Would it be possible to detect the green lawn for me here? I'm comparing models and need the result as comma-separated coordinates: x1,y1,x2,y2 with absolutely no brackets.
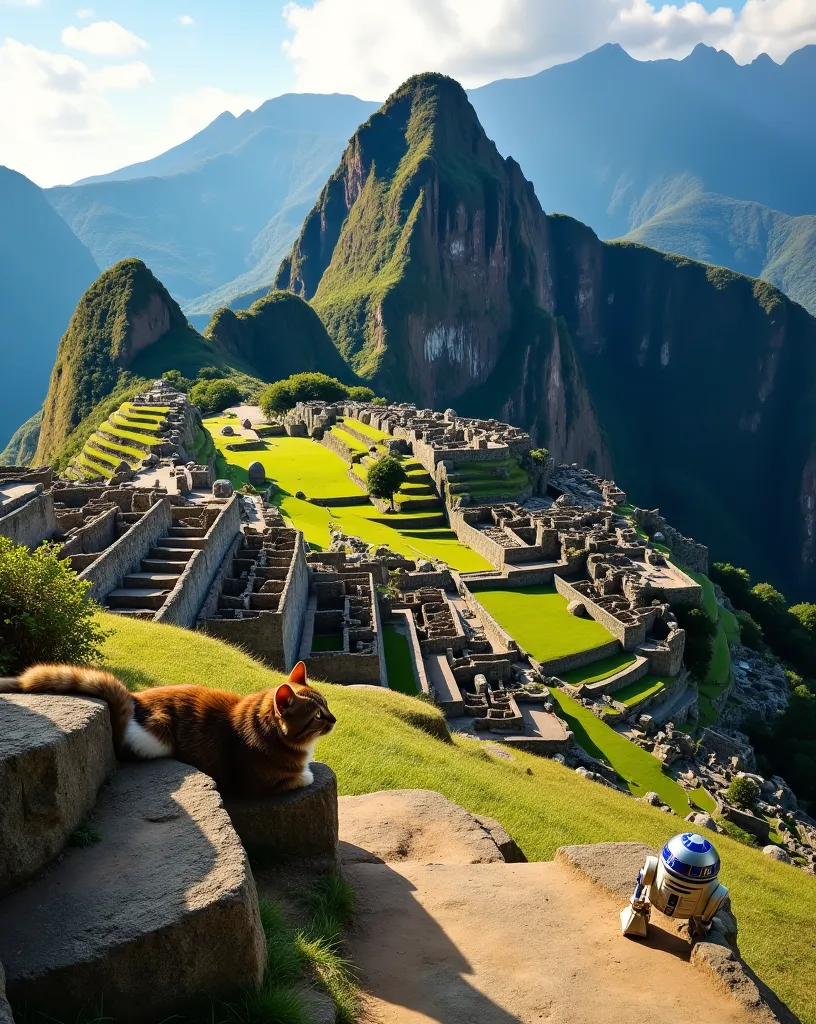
342,417,390,442
612,675,668,707
559,651,638,687
720,606,741,643
474,586,616,663
547,687,708,811
383,625,419,695
206,418,491,572
330,425,371,454
99,614,816,1024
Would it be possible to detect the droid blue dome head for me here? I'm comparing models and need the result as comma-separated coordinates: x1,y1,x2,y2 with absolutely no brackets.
661,832,721,880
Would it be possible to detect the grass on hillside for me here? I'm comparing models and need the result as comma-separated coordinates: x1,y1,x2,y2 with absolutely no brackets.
612,675,668,707
383,625,419,695
99,614,816,1024
474,586,615,663
558,651,638,687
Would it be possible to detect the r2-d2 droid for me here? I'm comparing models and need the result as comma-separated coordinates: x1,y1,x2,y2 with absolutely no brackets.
621,832,728,939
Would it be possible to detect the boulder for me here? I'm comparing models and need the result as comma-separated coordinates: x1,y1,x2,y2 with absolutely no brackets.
473,814,527,864
295,489,306,500
220,424,235,436
247,461,266,487
0,761,264,1024
567,600,587,618
0,694,114,895
242,418,252,430
212,478,233,498
339,789,517,865
640,791,662,806
224,762,338,863
684,812,721,833
762,845,792,863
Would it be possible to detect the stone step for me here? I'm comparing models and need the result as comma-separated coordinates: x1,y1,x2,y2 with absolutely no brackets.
141,558,188,573
106,588,171,610
156,536,206,550
168,525,206,537
0,694,114,895
121,511,143,524
148,546,194,562
0,761,265,1023
106,609,156,620
123,572,181,589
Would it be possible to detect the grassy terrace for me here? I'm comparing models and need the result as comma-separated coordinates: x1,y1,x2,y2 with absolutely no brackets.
205,418,491,572
612,675,668,707
73,402,170,480
558,651,638,687
100,614,816,1024
383,625,419,695
473,585,616,663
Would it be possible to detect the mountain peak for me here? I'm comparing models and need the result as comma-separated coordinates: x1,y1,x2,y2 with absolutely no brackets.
686,42,737,66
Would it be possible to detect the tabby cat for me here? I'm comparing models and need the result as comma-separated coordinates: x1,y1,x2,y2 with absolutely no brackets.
0,661,335,795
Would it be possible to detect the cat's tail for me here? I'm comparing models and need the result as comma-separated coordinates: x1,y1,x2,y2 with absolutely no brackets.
3,664,133,747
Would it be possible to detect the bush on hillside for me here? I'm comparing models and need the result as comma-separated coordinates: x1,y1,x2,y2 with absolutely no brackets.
259,373,384,418
161,369,190,392
196,365,223,381
673,604,716,680
367,456,407,510
371,397,387,406
189,378,241,415
529,448,550,464
726,776,759,810
735,609,764,650
0,537,110,675
789,603,816,633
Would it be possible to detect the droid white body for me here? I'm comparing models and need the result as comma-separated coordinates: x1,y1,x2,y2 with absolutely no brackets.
621,833,728,938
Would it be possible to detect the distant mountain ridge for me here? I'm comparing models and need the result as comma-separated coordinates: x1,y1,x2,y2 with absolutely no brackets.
275,72,816,600
0,166,99,451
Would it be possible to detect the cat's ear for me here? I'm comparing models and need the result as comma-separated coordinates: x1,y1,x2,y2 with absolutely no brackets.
274,682,296,713
288,661,307,687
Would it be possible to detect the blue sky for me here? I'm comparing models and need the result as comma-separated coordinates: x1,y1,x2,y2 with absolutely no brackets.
0,0,810,187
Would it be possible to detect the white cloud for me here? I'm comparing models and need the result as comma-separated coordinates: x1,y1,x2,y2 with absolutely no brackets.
61,20,148,57
177,14,195,26
76,7,95,18
169,86,262,138
0,38,154,184
282,0,816,97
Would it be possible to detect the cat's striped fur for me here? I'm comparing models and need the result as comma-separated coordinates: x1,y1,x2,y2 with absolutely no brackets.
0,661,335,795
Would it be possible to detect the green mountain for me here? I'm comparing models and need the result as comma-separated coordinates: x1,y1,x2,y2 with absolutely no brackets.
624,191,816,316
0,166,99,451
47,94,378,311
276,72,816,600
30,259,350,470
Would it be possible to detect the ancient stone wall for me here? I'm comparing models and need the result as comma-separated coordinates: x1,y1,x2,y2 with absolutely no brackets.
553,574,646,649
58,506,118,557
458,585,519,655
0,490,56,549
156,497,241,629
279,538,310,671
78,498,172,603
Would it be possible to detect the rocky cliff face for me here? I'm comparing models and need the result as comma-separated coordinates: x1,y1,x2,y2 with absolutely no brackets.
276,73,816,598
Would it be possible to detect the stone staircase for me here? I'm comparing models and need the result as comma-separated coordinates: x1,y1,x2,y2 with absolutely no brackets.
105,523,207,618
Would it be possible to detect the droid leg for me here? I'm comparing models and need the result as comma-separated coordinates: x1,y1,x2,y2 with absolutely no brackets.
688,882,729,939
620,856,658,938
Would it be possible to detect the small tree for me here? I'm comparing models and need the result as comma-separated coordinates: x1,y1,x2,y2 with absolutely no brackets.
367,456,407,510
674,604,716,680
529,448,549,464
189,378,241,415
259,373,349,418
347,386,376,402
0,537,110,675
161,369,190,392
789,603,816,633
735,609,764,650
196,365,223,381
726,776,759,810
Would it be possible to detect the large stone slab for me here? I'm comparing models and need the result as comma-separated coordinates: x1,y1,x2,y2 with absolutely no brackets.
224,761,338,862
339,789,519,865
0,760,265,1023
0,693,115,894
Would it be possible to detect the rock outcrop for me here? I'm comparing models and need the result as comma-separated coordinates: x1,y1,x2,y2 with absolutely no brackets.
0,693,114,893
0,760,265,1023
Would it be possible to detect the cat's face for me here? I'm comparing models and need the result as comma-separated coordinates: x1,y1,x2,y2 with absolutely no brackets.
273,662,336,745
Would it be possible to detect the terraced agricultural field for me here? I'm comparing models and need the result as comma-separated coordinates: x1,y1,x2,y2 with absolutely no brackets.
205,418,492,572
72,402,170,480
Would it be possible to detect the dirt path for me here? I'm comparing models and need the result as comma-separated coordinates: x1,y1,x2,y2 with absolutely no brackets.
344,859,759,1024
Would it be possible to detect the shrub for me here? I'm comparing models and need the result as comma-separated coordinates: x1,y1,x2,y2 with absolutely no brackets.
529,448,550,464
347,385,376,402
196,365,223,381
0,537,110,675
189,378,241,415
366,455,407,510
674,604,716,679
259,373,349,417
161,369,190,391
735,609,764,650
726,776,759,809
789,603,816,633
371,396,387,406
